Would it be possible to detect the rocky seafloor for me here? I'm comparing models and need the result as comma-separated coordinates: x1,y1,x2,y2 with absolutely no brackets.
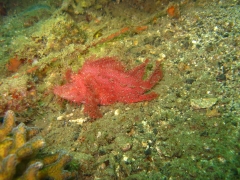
0,0,239,179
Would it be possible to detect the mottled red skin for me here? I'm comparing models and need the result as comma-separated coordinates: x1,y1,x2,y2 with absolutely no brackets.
54,57,163,119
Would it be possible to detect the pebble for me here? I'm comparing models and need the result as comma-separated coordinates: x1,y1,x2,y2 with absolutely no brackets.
114,136,132,152
57,115,64,121
68,118,87,125
190,98,218,109
114,109,120,116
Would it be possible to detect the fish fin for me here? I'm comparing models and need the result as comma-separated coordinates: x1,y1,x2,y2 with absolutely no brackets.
148,61,163,87
84,76,102,119
127,59,149,79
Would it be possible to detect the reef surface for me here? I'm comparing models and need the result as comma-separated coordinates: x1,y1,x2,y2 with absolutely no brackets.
0,0,239,179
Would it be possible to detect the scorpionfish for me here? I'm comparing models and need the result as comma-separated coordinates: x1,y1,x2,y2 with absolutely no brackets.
54,57,163,119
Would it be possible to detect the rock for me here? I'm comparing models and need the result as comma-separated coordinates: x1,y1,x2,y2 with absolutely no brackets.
190,98,218,109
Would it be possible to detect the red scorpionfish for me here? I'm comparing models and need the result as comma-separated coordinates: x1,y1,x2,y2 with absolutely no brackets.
54,57,163,119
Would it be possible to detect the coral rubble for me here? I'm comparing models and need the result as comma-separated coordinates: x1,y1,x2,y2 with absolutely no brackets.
0,110,78,180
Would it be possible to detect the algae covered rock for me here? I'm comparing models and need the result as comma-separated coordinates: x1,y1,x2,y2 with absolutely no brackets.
61,0,98,14
12,14,87,59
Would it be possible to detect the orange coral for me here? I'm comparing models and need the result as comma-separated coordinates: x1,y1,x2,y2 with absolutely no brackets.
6,56,22,72
167,5,180,18
0,110,78,180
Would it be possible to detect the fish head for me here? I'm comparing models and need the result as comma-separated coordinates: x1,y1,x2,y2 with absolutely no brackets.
54,78,87,104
